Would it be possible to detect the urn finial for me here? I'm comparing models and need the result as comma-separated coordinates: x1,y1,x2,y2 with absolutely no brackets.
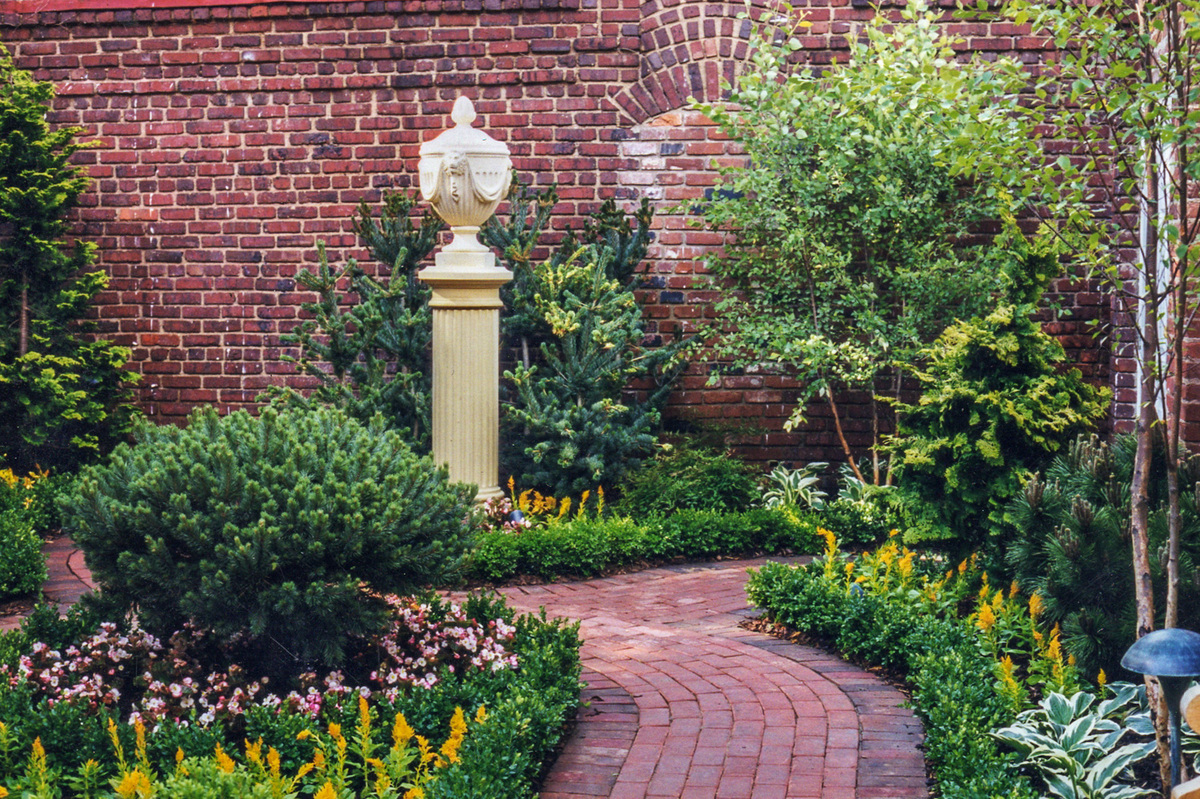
418,95,512,254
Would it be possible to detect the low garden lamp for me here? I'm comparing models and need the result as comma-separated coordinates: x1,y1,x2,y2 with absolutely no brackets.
1121,628,1200,788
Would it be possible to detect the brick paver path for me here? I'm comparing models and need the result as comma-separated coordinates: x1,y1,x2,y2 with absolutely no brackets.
499,558,928,799
11,544,928,797
0,534,95,632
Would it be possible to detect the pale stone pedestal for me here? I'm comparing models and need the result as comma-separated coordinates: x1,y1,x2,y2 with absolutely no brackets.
419,249,512,502
418,95,513,503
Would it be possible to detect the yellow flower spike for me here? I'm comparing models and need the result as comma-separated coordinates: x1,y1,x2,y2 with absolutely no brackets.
897,550,914,579
1029,592,1044,619
1098,668,1108,688
393,712,416,747
597,485,605,514
518,489,533,512
1009,580,1020,599
267,747,281,779
176,748,185,767
246,738,263,766
1068,652,1077,667
312,750,326,770
889,528,900,538
440,707,467,765
296,729,312,741
403,788,425,799
991,590,1004,610
507,475,515,496
976,602,996,632
0,786,8,798
475,705,488,724
558,497,571,519
314,782,338,799
214,744,236,774
957,558,969,575
416,735,435,765
116,770,144,799
295,762,315,780
32,736,44,761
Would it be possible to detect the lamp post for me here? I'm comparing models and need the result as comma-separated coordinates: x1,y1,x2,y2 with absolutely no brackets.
1121,628,1200,788
417,96,512,502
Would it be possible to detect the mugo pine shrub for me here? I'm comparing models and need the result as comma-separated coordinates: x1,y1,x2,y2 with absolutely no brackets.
59,406,476,679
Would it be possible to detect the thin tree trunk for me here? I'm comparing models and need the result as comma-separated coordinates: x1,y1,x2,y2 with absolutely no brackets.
827,386,865,484
18,276,29,357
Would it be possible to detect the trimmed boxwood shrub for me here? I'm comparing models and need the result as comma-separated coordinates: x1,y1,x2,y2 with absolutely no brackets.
0,509,45,599
747,561,1037,799
466,508,823,583
616,444,760,514
59,405,476,678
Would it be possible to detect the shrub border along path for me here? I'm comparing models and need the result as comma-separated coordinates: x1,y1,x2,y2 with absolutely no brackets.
13,544,927,798
496,557,928,798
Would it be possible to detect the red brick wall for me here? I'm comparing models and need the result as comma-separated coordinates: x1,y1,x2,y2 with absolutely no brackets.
0,0,1114,467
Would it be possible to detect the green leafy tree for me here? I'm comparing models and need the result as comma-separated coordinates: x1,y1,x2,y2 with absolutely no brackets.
0,51,137,471
889,235,1109,550
269,193,443,451
484,189,684,495
692,2,1015,485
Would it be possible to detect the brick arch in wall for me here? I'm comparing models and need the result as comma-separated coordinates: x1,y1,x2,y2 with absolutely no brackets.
604,0,765,126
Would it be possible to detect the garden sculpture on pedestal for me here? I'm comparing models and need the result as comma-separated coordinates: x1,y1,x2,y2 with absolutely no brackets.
418,95,513,501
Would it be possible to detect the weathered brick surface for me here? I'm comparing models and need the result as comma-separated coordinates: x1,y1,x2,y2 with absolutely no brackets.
0,0,1116,464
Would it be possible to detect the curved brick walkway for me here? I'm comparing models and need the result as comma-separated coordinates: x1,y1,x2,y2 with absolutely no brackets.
10,544,928,797
499,558,928,799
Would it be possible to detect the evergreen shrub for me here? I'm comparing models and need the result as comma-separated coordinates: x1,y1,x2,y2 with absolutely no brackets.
465,508,821,583
0,509,45,599
269,193,443,452
890,236,1109,551
1005,434,1200,679
0,52,138,473
59,405,476,678
486,190,684,496
616,444,759,515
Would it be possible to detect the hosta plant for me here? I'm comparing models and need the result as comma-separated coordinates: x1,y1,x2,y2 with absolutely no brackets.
992,684,1156,799
762,462,828,511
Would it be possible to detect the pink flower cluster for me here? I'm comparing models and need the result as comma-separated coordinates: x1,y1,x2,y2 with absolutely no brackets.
6,599,519,727
369,598,518,699
4,622,273,727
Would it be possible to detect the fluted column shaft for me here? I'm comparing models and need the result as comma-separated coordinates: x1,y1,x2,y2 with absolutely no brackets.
419,249,512,502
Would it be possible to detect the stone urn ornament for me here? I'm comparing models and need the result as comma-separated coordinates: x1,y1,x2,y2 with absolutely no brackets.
418,96,512,255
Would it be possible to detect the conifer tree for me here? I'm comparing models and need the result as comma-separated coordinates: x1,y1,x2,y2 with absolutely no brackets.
484,191,684,495
271,193,443,451
0,52,136,471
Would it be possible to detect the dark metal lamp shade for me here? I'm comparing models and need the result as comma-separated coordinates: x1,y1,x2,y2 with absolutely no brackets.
1121,628,1200,789
1121,628,1200,677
